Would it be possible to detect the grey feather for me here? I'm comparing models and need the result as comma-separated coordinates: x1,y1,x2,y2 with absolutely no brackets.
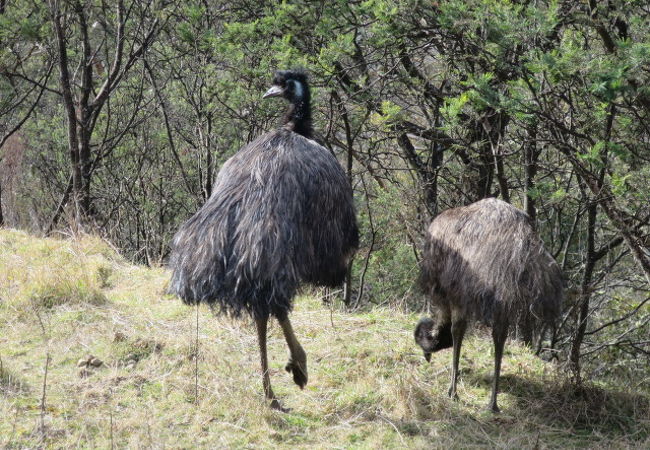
415,198,564,411
418,197,563,327
168,117,358,320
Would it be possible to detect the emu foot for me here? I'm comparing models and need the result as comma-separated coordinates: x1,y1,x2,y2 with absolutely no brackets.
285,358,308,389
270,398,290,413
487,402,500,413
448,386,459,400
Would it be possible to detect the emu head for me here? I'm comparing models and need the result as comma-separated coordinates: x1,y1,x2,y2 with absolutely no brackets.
263,69,313,138
263,70,309,103
414,317,453,362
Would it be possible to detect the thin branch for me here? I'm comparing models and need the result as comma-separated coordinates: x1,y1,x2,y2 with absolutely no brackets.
0,64,53,150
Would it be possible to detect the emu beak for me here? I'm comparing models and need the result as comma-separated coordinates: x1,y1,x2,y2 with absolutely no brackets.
263,85,283,99
424,351,431,363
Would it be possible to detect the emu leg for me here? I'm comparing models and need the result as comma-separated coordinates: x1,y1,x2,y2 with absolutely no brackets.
448,319,467,400
520,309,533,347
488,320,509,413
255,316,285,411
278,316,308,389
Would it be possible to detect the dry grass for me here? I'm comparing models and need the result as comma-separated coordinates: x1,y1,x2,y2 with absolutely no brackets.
1,229,648,448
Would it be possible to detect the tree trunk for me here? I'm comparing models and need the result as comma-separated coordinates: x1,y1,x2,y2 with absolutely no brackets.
569,195,597,384
487,112,510,203
0,179,4,226
78,127,93,218
340,95,355,308
396,133,439,213
51,5,83,225
523,124,539,224
200,114,214,200
77,0,94,219
520,124,540,345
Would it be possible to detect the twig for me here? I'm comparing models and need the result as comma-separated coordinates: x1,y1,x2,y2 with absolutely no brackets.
109,385,114,450
34,308,50,438
329,297,336,330
377,412,406,446
353,173,377,309
195,302,199,404
8,406,20,447
0,63,54,150
39,353,51,437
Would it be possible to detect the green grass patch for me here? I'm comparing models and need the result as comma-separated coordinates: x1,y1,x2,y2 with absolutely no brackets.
0,230,113,312
0,229,648,448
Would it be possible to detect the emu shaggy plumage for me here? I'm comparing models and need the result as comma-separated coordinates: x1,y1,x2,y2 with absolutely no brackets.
414,198,563,412
169,129,357,319
169,70,358,411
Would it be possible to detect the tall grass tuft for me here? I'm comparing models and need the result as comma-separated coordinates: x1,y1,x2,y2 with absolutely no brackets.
0,229,118,313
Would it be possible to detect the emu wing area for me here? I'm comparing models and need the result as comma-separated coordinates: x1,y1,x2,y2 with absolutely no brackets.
169,130,358,319
419,198,563,325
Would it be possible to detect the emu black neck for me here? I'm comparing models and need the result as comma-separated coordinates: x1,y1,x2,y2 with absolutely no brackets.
282,89,313,139
433,321,453,351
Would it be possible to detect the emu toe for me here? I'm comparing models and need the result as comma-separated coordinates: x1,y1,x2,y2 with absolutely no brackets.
448,386,459,400
270,398,291,413
285,358,308,389
488,402,500,413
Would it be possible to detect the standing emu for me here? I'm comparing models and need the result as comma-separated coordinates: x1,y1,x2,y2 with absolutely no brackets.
414,198,563,412
169,70,358,411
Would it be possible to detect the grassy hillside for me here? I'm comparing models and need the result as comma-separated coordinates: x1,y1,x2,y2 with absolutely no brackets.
1,229,648,448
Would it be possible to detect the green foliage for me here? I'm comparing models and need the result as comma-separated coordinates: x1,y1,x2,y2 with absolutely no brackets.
353,181,421,306
2,1,649,425
370,100,403,128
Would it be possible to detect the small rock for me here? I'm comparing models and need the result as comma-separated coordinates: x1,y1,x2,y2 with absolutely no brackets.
89,358,103,367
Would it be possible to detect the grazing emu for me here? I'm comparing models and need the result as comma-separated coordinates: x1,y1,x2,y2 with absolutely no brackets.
169,70,358,411
414,198,563,412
